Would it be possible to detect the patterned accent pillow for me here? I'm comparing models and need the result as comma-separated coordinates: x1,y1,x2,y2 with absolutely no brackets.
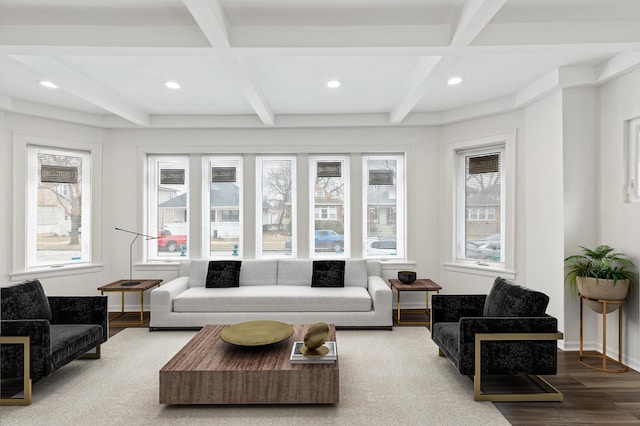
311,260,346,288
205,261,242,288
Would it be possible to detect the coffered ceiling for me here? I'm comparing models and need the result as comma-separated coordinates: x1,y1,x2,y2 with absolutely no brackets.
0,0,639,128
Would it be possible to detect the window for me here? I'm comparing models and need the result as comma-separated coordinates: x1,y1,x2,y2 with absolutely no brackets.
256,156,296,257
457,147,504,263
363,155,405,259
147,156,189,259
205,156,242,258
629,117,640,203
26,145,92,268
310,156,349,257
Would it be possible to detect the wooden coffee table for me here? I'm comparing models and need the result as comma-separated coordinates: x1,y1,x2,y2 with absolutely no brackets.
159,324,339,405
389,278,442,326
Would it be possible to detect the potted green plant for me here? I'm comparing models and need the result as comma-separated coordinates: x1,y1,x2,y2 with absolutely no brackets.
564,245,636,313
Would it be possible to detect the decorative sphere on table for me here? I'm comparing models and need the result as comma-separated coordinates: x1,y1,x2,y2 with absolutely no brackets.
301,322,330,356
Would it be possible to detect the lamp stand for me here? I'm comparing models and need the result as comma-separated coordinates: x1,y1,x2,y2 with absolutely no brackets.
115,227,157,286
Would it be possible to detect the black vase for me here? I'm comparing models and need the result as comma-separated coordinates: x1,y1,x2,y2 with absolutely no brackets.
398,271,416,284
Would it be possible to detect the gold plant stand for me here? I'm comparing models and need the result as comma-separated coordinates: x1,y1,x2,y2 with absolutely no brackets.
578,294,627,373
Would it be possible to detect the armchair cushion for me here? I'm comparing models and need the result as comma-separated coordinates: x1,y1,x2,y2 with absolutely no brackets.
482,277,549,317
1,280,52,322
50,324,104,371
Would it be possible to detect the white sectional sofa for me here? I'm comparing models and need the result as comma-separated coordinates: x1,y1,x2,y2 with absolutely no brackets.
150,259,392,329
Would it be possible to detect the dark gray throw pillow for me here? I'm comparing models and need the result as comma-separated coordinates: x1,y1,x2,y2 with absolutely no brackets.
311,260,346,288
483,277,549,317
0,279,52,321
205,261,242,288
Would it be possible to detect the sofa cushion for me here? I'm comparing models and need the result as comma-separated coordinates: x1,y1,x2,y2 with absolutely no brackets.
188,260,210,288
0,279,52,321
483,277,550,317
205,261,242,288
311,260,345,288
277,260,313,286
49,324,103,371
345,259,368,288
239,260,277,286
173,286,372,312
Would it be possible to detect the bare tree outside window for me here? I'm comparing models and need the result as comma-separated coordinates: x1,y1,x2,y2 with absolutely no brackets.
29,145,91,267
259,157,295,256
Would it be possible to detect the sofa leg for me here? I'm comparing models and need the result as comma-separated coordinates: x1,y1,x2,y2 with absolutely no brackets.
80,345,101,359
0,336,32,406
438,348,445,357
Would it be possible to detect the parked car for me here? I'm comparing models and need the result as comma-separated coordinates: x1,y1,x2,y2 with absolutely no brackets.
314,230,344,251
157,229,187,252
367,239,397,256
466,241,501,261
285,230,345,251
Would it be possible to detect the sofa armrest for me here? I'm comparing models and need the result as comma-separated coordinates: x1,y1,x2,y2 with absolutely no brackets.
150,276,189,313
431,294,486,325
367,276,392,313
1,319,52,381
49,296,109,342
457,316,559,375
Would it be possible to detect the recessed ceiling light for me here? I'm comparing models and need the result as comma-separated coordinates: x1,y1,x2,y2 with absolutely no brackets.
327,80,341,89
163,81,181,90
447,76,463,86
38,80,59,89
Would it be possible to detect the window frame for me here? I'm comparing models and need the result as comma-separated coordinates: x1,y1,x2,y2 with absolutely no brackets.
362,154,406,260
309,155,350,259
146,155,190,261
628,117,640,203
445,132,516,277
255,155,297,258
202,155,243,259
11,133,103,280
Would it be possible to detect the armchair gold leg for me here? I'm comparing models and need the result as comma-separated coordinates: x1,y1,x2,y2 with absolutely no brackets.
80,345,101,359
0,336,32,406
473,332,564,402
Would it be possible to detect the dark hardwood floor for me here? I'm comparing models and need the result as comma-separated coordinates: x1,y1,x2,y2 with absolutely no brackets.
393,309,640,425
107,312,640,424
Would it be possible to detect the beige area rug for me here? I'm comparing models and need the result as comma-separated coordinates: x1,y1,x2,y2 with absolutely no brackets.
1,327,509,426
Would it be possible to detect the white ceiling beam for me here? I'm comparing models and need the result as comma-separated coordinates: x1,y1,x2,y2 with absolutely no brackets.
231,25,450,48
597,51,640,83
389,56,447,124
182,0,230,48
451,0,508,48
10,56,150,126
0,25,208,48
0,93,13,110
228,57,274,126
514,66,596,107
390,0,507,124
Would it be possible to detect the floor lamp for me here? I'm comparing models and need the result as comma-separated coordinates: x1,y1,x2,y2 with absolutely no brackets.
115,227,157,286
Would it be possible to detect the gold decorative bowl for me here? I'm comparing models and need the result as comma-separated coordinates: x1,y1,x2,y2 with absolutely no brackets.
220,320,294,347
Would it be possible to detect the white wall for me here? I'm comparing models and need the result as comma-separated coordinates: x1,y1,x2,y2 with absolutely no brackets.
598,68,640,369
561,87,600,350
522,91,566,332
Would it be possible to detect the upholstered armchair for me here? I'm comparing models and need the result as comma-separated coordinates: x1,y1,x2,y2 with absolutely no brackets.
0,279,108,405
431,277,563,402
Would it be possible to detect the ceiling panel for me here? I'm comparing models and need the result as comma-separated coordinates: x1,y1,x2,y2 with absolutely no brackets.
253,56,439,115
58,56,256,115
